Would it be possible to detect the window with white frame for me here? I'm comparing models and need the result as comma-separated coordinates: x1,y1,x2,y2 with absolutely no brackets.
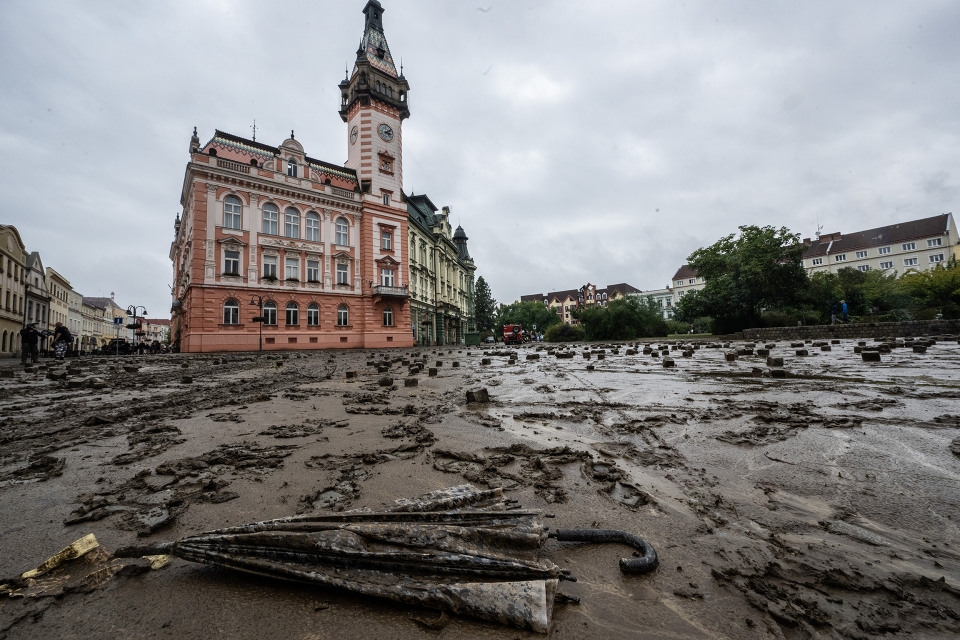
307,260,320,282
307,303,319,326
878,246,891,255
284,208,300,239
262,302,277,325
678,291,685,297
285,302,298,325
835,254,846,262
880,261,894,269
337,304,349,326
904,257,918,266
285,257,299,280
928,238,943,247
305,212,320,241
223,299,239,325
812,258,823,266
263,204,279,235
858,265,870,272
287,159,297,177
335,218,349,245
381,230,392,250
262,255,278,279
336,262,349,285
224,195,242,230
688,279,695,284
902,242,916,251
856,250,868,259
224,250,240,275
383,306,393,326
930,253,944,263
380,268,395,287
382,193,391,205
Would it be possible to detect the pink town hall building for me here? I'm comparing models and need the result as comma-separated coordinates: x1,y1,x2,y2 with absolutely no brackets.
169,1,414,352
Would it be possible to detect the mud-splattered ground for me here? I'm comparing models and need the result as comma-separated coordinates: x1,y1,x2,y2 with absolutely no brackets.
1,337,959,639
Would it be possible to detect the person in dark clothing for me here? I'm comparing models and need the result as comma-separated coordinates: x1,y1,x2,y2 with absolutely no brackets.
19,324,40,365
830,302,837,325
52,322,72,361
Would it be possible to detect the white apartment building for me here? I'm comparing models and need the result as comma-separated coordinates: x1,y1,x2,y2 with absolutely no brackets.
803,213,958,276
672,265,705,305
640,287,676,319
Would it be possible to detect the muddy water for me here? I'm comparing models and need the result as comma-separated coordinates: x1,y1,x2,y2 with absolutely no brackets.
1,340,959,639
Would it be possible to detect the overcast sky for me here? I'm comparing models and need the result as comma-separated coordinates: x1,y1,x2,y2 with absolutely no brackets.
2,1,958,314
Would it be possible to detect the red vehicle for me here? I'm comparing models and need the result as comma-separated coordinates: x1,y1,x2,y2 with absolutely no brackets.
502,324,524,345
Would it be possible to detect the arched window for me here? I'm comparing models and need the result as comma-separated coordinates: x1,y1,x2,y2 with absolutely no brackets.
284,208,300,239
376,80,381,92
335,218,349,245
305,212,320,241
223,299,239,325
383,306,393,326
287,159,297,177
307,303,319,326
337,304,349,326
2,331,6,352
263,203,279,235
223,195,242,230
285,302,299,326
262,302,277,325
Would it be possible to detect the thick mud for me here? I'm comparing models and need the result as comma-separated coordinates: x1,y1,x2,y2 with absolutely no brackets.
1,338,959,639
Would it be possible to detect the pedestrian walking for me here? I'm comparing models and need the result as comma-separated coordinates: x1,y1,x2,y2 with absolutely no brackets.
830,302,837,325
52,322,72,361
840,300,849,324
19,324,40,365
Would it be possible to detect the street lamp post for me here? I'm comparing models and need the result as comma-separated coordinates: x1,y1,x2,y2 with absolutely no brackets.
250,295,264,352
126,305,147,353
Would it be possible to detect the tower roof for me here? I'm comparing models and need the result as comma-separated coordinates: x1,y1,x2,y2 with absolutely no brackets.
356,0,398,78
453,225,467,240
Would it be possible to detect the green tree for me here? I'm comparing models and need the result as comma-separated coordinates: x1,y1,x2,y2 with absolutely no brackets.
578,297,668,340
496,301,562,336
898,258,960,318
473,276,497,333
675,225,809,333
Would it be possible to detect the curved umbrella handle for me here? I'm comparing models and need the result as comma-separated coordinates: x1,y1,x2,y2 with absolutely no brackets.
548,529,658,574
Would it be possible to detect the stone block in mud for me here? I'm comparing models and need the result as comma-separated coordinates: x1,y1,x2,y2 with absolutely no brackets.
586,364,595,371
858,341,867,346
795,349,809,356
123,366,139,373
346,371,356,379
682,350,694,357
378,377,394,387
790,342,804,348
862,351,881,362
765,343,776,349
526,354,540,360
452,362,460,367
878,345,891,354
642,348,652,354
366,361,374,366
404,378,418,387
820,345,832,351
831,339,841,344
597,354,605,360
466,388,490,403
750,367,764,377
428,368,438,377
913,345,927,353
724,352,738,362
766,356,783,367
625,349,637,355
435,361,443,367
67,378,86,389
769,368,787,378
90,378,107,390
662,358,676,368
0,370,14,378
756,348,769,356
181,376,193,384
481,358,491,365
583,352,591,359
556,352,574,359
854,346,863,353
180,363,189,369
377,366,390,374
47,370,67,380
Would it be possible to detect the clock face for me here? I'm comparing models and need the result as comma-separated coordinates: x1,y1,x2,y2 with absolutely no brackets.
350,126,358,144
377,123,394,142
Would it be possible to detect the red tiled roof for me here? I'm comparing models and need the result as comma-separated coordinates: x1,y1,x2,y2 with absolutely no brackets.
803,214,952,258
672,264,698,280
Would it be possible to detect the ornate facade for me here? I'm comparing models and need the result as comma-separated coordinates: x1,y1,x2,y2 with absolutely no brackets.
407,195,476,345
169,1,415,352
0,225,27,357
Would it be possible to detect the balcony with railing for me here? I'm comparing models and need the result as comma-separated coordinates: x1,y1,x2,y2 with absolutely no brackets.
373,285,409,298
330,186,355,200
216,158,251,174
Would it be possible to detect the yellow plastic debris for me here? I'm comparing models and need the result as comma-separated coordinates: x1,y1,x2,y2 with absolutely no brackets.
21,534,99,579
145,555,170,570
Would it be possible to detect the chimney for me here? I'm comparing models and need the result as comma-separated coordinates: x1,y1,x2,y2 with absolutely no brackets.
111,292,115,300
803,238,811,246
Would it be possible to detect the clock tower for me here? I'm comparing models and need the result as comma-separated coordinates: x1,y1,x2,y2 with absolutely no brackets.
340,0,409,206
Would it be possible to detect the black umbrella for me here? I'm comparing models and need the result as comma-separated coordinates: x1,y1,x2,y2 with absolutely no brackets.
117,485,657,632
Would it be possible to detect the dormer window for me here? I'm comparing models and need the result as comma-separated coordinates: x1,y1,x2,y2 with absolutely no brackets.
287,159,297,177
376,47,385,59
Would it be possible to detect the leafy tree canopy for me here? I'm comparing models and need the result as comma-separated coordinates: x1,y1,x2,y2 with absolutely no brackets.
496,301,562,334
578,296,668,340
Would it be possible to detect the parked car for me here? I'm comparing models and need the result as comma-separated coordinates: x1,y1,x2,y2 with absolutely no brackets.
484,336,495,343
105,338,133,355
